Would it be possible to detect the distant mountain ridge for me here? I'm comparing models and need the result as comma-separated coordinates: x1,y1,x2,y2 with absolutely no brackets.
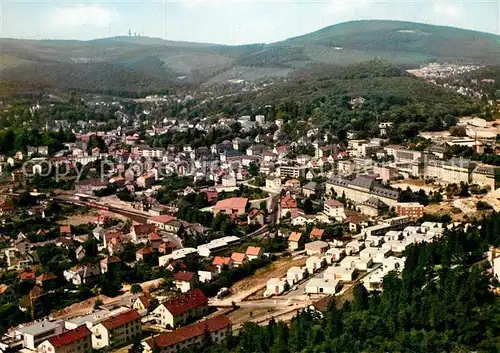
1,20,499,92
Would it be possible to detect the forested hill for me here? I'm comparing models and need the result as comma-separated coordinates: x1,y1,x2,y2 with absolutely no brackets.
206,61,482,141
195,213,500,353
0,20,499,91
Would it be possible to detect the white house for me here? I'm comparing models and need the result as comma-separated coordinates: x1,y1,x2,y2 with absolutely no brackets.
286,266,308,285
359,246,391,263
265,278,288,297
340,256,373,271
345,240,365,255
324,199,345,220
324,248,345,264
324,265,356,282
306,256,325,274
305,278,341,295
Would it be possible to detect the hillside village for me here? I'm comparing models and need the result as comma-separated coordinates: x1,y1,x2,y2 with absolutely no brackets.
1,93,500,353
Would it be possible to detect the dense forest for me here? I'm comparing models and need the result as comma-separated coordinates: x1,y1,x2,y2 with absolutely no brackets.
196,213,500,353
199,61,482,141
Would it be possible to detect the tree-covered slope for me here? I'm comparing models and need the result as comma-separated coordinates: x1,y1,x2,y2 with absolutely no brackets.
0,20,499,90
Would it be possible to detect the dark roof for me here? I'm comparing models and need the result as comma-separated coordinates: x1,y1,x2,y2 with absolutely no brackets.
372,186,399,200
328,177,349,187
147,316,231,349
349,175,375,189
163,289,207,316
133,224,156,235
174,271,195,282
303,181,318,191
363,197,389,209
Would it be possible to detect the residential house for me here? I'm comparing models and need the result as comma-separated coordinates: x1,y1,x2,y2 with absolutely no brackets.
247,209,265,226
63,264,100,286
310,228,325,240
324,199,345,220
306,256,325,273
213,197,248,216
325,248,345,264
36,272,58,289
288,232,304,251
15,320,65,350
324,266,356,282
100,256,121,274
131,224,156,244
286,267,308,285
245,246,263,261
136,247,155,262
37,326,91,353
265,278,288,296
212,256,234,273
132,292,154,312
147,215,177,230
280,195,298,218
152,289,208,328
305,241,329,256
173,271,197,293
198,265,218,283
230,252,248,267
340,256,373,271
143,316,231,353
306,278,341,295
302,182,320,198
92,310,141,349
60,225,72,236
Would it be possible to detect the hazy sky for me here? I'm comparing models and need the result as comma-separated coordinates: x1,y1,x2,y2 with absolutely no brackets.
1,0,499,44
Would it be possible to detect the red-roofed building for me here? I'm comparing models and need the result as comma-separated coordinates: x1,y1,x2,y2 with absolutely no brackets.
144,316,231,353
136,247,155,262
310,228,325,240
230,252,248,267
132,291,154,312
201,187,218,204
36,272,57,288
280,195,298,217
173,271,197,293
92,310,141,349
213,197,248,216
212,256,234,272
100,256,121,274
246,246,263,261
149,232,162,249
152,289,208,328
131,224,156,244
38,326,91,353
158,242,174,255
19,267,36,281
59,225,71,235
247,209,265,226
288,232,305,251
147,215,177,230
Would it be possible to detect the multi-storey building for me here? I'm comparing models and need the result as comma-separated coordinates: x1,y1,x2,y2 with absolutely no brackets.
37,326,92,353
152,289,208,328
91,310,141,349
143,316,232,353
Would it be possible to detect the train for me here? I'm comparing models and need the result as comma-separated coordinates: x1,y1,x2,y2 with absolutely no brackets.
85,202,110,211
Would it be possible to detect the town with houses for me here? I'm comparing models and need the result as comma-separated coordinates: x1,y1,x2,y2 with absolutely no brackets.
0,98,499,353
0,71,499,353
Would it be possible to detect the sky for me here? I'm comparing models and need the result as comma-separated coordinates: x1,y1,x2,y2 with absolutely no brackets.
0,0,499,44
